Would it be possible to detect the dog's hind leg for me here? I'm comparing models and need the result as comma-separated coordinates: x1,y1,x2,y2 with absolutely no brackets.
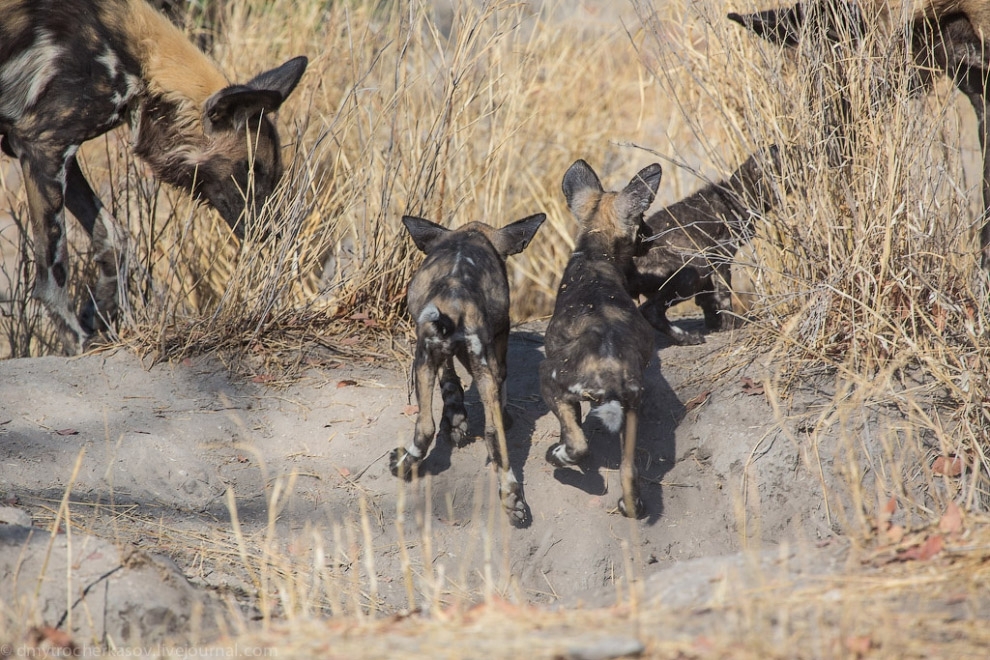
391,345,439,479
437,357,468,447
541,367,589,467
476,367,527,525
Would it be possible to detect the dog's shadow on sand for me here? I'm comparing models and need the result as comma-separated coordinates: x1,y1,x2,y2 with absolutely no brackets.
414,329,545,526
512,326,683,526
417,325,684,526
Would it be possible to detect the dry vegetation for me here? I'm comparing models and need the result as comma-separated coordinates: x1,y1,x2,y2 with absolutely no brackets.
2,0,990,656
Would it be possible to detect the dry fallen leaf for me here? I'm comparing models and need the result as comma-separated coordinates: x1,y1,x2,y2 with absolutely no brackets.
402,405,419,417
898,533,944,562
932,455,964,477
878,495,897,533
337,379,358,388
844,635,873,656
28,626,76,651
684,390,711,412
939,501,963,535
55,428,78,436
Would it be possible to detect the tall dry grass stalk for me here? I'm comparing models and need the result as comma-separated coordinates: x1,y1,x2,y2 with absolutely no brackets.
0,0,681,360
634,0,989,513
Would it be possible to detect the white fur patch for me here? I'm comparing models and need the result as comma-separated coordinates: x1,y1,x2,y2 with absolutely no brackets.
466,333,482,356
550,443,574,465
417,303,440,326
0,32,62,120
569,383,606,398
98,47,120,82
405,443,422,459
592,401,623,433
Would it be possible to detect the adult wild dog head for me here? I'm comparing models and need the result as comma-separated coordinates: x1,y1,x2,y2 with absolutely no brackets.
540,160,662,518
0,0,307,354
390,213,546,526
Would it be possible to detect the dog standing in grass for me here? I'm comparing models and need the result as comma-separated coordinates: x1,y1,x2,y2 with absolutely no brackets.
0,0,308,355
630,145,781,345
540,160,662,518
390,213,546,526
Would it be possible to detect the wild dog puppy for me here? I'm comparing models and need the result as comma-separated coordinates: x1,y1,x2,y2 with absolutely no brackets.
390,213,546,525
540,160,662,519
630,146,782,345
0,0,307,354
729,2,990,274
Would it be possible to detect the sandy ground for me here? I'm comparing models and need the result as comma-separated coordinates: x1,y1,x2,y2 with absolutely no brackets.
0,318,852,639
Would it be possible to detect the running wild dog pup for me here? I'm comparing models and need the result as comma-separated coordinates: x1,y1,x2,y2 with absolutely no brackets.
630,145,782,345
390,213,546,525
0,0,307,354
541,160,662,518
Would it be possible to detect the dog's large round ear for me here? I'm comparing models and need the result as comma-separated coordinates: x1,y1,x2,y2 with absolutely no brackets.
402,215,448,253
492,213,546,256
203,56,308,133
728,7,804,47
619,163,662,220
204,86,283,133
246,56,309,101
562,159,604,214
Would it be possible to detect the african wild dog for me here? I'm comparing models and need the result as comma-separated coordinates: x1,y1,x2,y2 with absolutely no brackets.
390,213,546,526
630,145,782,345
729,2,990,275
540,160,662,519
0,0,307,354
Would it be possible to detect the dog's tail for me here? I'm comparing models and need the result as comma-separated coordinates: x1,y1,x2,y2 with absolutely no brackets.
591,398,624,433
417,302,458,339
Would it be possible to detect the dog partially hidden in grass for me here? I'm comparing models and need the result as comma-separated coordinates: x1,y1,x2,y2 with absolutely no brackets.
630,145,782,345
390,213,545,526
540,159,662,518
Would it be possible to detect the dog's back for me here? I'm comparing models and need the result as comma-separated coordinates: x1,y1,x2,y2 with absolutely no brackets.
408,224,511,354
540,159,662,518
545,238,654,419
630,147,780,344
392,213,545,526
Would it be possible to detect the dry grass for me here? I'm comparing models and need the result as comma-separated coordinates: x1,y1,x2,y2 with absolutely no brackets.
1,0,681,360
2,0,990,655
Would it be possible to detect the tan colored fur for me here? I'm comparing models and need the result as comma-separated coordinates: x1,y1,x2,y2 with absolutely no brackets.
116,0,228,104
870,0,990,38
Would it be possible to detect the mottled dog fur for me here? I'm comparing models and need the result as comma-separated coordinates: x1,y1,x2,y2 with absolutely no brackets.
390,213,545,526
0,0,307,354
540,160,662,518
629,146,781,345
729,2,990,274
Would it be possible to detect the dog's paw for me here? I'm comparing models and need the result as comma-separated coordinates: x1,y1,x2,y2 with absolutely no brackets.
438,413,469,447
546,442,579,468
389,447,421,480
617,493,646,519
500,481,530,527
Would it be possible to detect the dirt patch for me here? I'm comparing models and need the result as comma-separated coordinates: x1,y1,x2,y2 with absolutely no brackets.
0,319,904,644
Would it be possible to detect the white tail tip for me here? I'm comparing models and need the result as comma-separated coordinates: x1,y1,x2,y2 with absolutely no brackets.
592,400,623,433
